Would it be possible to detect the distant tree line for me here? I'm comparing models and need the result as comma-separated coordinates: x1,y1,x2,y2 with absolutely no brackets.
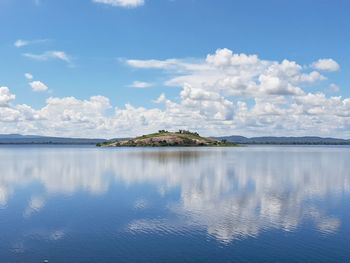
177,130,199,136
157,129,200,136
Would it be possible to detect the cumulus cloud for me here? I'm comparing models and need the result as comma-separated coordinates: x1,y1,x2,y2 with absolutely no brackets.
24,73,49,92
206,48,259,66
312,58,340,72
23,50,71,63
93,0,144,8
0,87,16,107
128,48,326,98
29,81,49,92
1,49,349,138
129,81,153,88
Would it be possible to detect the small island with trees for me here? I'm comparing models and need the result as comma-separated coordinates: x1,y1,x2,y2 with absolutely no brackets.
97,130,237,147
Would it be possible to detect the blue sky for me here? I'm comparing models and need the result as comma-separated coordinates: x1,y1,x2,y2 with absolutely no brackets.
0,0,349,138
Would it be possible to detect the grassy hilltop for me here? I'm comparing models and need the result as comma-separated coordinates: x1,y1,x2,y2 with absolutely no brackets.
97,130,237,147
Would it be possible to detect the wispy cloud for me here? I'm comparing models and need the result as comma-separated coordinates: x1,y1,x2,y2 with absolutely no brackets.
126,59,185,70
328,83,340,93
23,51,72,63
92,0,144,8
14,39,49,48
129,81,153,88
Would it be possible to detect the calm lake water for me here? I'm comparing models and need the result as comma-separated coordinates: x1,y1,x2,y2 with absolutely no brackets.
0,146,349,262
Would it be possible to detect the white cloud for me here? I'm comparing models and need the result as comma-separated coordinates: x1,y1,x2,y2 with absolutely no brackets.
14,39,49,48
127,59,186,69
24,73,49,93
129,81,153,88
24,73,49,92
93,0,144,8
14,40,29,48
206,48,259,67
0,87,16,107
128,48,325,98
29,81,48,92
1,49,349,138
23,51,71,63
329,83,340,93
311,58,340,72
25,73,33,80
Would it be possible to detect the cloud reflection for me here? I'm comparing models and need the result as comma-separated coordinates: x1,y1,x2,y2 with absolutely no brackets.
23,196,46,218
0,147,349,242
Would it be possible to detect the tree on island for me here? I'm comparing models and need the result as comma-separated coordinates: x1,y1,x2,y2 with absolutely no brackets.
177,130,199,136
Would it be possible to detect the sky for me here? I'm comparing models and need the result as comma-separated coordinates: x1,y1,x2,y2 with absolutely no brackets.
0,0,350,138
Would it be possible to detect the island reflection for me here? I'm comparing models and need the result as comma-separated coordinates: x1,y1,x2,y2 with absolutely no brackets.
0,146,349,243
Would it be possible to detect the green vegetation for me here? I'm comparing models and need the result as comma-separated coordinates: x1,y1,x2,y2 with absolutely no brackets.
97,130,237,147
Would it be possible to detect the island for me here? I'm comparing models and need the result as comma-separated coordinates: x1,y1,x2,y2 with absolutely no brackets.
97,130,237,147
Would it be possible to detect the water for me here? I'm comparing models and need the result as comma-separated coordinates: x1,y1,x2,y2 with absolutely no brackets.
0,146,349,262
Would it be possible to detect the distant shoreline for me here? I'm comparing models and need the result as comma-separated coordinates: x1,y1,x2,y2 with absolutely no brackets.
215,135,350,145
0,142,99,145
1,143,350,146
1,134,349,145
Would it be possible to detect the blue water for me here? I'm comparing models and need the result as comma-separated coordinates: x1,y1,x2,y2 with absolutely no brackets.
0,146,349,262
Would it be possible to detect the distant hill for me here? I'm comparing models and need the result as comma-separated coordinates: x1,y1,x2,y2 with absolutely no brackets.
0,134,106,145
216,135,350,145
